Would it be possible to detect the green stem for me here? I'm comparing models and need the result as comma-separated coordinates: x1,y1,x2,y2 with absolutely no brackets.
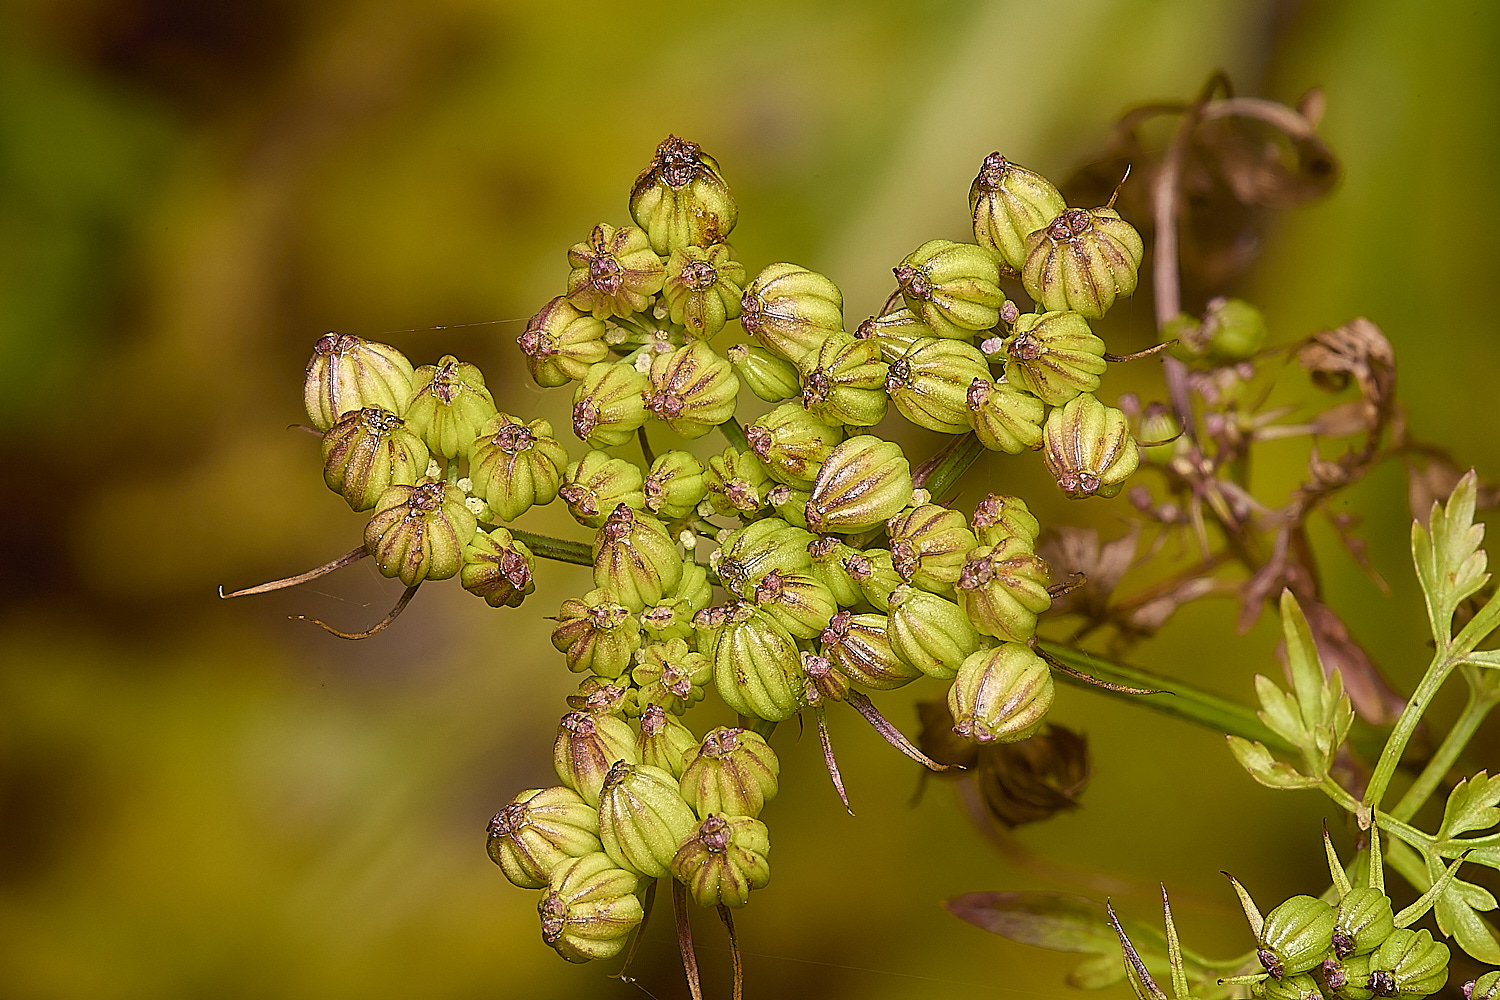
719,416,749,452
912,433,984,500
1319,778,1433,850
509,529,594,567
1390,683,1500,822
1038,642,1294,753
1362,650,1458,811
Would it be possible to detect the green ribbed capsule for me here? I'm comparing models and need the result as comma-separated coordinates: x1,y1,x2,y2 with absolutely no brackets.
1368,928,1449,998
551,591,641,678
633,640,710,716
565,223,665,320
519,297,610,388
1465,971,1500,1000
886,337,992,434
637,704,698,778
972,493,1040,548
572,361,649,449
679,726,780,818
661,244,745,340
820,610,923,691
969,153,1068,271
1043,393,1140,499
1003,310,1107,406
954,538,1052,643
364,479,478,586
844,548,903,612
670,814,771,910
887,504,978,594
1021,207,1144,319
321,407,429,511
566,676,636,717
948,643,1054,743
1334,887,1395,959
646,341,739,438
767,485,811,529
559,451,646,528
1324,955,1375,1000
537,852,644,964
597,760,698,878
671,559,713,613
705,447,772,519
552,711,640,807
1262,974,1325,1000
753,569,838,640
469,413,569,521
1172,296,1267,361
746,403,843,488
967,378,1045,454
629,135,737,254
855,304,936,362
488,786,602,889
303,333,415,432
800,651,852,706
712,602,806,722
798,332,889,428
805,436,913,534
643,450,707,522
715,516,816,598
807,535,864,607
1258,896,1339,979
726,343,801,403
894,240,1005,339
461,527,535,608
592,505,683,612
887,586,983,680
739,262,845,363
406,356,498,459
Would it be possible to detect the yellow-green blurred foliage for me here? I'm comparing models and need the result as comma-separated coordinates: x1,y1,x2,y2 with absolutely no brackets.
2,1,1498,997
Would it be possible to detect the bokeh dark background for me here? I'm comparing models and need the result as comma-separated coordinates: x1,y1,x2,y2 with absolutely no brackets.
3,1,1499,997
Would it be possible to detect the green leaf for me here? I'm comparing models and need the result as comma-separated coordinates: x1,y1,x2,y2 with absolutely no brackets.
1440,772,1500,839
1226,736,1322,789
1461,648,1500,670
1413,470,1489,645
1253,674,1309,748
1280,590,1326,734
946,891,1117,953
1424,853,1500,964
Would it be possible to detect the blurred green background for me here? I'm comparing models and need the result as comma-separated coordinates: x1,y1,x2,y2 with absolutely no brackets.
2,1,1498,997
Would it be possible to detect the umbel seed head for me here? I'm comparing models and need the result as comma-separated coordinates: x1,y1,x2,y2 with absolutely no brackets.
303,333,415,432
321,406,429,512
1021,206,1144,319
629,135,738,254
969,153,1068,270
363,479,479,586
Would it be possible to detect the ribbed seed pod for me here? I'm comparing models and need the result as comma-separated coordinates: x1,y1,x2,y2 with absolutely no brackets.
844,548,904,612
797,332,889,428
972,493,1041,548
537,852,644,963
597,761,700,878
807,535,865,607
567,676,636,717
948,644,1054,743
551,591,641,677
1334,887,1395,959
886,337,992,434
969,153,1068,270
1367,928,1449,998
321,407,429,511
967,378,1045,454
739,262,845,363
461,527,535,608
303,333,415,432
800,651,852,706
629,135,737,254
715,517,816,600
1042,393,1140,499
856,306,940,367
679,726,780,818
712,602,806,722
559,451,646,528
633,639,711,716
469,413,569,521
887,586,983,680
519,297,610,388
753,570,838,640
552,711,640,806
746,403,843,488
1322,954,1374,1000
670,814,771,909
645,341,739,438
727,343,802,403
565,223,665,319
487,786,602,889
804,436,913,534
636,705,697,778
1263,974,1326,1000
894,239,1005,338
662,244,745,340
590,505,683,612
1464,971,1500,1000
406,356,498,459
820,611,922,691
572,362,649,449
1021,207,1144,319
1003,310,1107,406
887,503,978,594
1258,896,1339,978
705,447,772,518
643,450,708,522
954,538,1052,642
364,480,478,586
